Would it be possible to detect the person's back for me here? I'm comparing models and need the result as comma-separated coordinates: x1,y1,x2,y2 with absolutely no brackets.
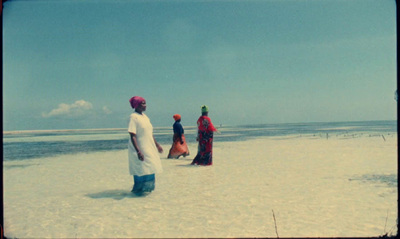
173,120,184,135
197,115,216,133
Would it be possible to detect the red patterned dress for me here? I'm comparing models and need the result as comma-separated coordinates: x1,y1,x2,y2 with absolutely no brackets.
191,115,217,166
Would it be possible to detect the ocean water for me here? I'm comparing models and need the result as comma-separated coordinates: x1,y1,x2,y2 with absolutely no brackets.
3,120,397,161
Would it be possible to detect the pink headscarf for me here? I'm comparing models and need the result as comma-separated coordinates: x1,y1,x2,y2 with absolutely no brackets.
129,96,145,109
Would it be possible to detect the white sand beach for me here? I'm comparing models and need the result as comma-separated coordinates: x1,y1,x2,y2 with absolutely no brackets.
3,133,398,238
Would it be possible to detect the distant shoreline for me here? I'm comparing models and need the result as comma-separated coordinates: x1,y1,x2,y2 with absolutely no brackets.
2,128,127,135
2,120,396,135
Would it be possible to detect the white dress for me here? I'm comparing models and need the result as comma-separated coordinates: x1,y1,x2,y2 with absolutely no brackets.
128,112,163,176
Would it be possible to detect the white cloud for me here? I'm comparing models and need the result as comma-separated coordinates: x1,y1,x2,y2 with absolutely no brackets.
42,100,93,118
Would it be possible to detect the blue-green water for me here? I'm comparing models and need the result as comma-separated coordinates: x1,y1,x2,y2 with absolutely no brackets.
3,120,397,161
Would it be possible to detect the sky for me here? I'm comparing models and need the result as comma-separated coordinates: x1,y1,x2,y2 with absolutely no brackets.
2,0,397,131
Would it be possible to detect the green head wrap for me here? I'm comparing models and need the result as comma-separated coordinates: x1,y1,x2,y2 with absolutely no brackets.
201,105,209,113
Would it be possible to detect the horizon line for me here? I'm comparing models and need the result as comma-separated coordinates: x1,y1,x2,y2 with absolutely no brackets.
2,119,397,134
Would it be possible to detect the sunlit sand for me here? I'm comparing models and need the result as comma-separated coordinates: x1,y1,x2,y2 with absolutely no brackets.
3,133,397,238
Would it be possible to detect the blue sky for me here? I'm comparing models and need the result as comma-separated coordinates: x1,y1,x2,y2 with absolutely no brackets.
2,0,397,130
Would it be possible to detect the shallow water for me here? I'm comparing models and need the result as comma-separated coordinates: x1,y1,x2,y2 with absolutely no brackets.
3,120,396,160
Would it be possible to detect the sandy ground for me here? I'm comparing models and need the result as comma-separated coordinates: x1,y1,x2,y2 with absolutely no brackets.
3,133,398,238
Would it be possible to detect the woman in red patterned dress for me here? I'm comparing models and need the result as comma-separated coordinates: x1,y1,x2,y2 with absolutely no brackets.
191,105,218,166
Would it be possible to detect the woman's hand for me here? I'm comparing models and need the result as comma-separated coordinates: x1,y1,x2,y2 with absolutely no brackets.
156,144,163,153
137,151,144,161
153,136,163,153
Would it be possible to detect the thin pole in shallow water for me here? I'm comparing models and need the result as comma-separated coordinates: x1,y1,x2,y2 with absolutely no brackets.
272,209,279,238
384,209,388,235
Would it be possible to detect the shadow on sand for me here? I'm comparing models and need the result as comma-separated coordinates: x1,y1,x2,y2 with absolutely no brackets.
176,163,197,167
86,189,150,200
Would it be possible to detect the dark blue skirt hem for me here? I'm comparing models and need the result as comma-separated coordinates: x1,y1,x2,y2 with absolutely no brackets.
132,174,155,195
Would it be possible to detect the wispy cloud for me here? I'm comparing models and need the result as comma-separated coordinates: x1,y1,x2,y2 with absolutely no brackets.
102,106,112,115
42,100,93,118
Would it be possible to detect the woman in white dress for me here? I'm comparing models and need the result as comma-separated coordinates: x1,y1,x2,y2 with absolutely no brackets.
128,96,163,195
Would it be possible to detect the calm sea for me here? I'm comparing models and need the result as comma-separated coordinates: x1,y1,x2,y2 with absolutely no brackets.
3,121,397,161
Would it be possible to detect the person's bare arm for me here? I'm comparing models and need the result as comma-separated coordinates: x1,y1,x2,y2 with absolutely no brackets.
153,136,163,153
130,132,144,161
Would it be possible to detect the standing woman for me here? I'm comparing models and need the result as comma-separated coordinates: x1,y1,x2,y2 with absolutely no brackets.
167,114,190,159
191,105,218,166
128,96,163,195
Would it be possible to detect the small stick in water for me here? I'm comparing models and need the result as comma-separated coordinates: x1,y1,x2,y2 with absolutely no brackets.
272,209,279,238
384,209,388,234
